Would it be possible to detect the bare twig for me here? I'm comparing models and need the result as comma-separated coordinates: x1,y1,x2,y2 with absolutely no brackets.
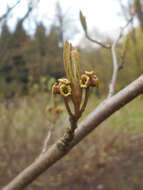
108,16,134,98
20,2,34,24
80,10,111,49
39,123,53,155
108,37,120,98
2,75,143,190
0,0,21,23
16,0,41,25
82,9,134,97
85,33,111,49
40,107,61,155
121,16,134,33
63,98,74,117
80,88,89,115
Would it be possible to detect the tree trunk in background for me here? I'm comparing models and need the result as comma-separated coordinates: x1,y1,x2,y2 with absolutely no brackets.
135,0,143,32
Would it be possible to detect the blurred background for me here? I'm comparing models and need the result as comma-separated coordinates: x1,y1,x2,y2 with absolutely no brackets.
0,0,143,189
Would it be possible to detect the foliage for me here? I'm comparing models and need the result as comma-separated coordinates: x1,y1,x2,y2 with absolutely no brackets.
0,18,143,99
0,22,64,99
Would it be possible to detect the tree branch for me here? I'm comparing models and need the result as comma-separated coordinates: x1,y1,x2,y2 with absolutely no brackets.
80,88,89,115
85,33,111,49
83,10,134,97
0,0,21,23
39,123,53,155
79,11,111,49
63,98,74,117
20,3,33,24
40,110,61,155
108,36,120,98
3,74,143,190
108,16,134,98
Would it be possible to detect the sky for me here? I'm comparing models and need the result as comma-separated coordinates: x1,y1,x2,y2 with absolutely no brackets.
0,0,133,45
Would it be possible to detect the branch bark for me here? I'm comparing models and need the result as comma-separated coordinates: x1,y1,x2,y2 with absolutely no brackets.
3,74,143,190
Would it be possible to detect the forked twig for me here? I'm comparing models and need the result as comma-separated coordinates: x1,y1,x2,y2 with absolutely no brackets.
108,16,134,98
0,0,21,23
80,10,134,97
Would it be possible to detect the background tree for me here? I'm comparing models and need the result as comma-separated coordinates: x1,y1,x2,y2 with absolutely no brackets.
134,0,143,32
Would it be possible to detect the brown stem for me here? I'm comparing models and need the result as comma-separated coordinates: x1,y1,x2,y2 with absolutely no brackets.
58,88,89,151
80,88,89,116
58,96,80,151
57,116,77,151
86,33,111,49
63,97,74,117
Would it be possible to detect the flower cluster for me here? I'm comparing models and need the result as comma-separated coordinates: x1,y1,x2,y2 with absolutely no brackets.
52,41,99,118
51,41,99,151
52,78,72,97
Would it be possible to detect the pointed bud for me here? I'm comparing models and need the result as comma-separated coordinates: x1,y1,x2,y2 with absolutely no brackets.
79,11,87,34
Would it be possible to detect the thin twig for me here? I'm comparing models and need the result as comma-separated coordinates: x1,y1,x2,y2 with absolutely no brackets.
40,110,59,156
108,16,134,98
63,97,74,117
0,0,21,23
83,10,134,98
86,33,111,49
20,4,33,24
40,124,53,155
80,88,89,115
108,36,120,98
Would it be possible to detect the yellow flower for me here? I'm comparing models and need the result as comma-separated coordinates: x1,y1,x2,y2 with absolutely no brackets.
80,74,90,88
58,78,71,85
84,70,99,88
52,79,72,97
60,84,72,97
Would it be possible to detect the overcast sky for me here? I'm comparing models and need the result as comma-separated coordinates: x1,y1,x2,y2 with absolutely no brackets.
0,0,132,45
